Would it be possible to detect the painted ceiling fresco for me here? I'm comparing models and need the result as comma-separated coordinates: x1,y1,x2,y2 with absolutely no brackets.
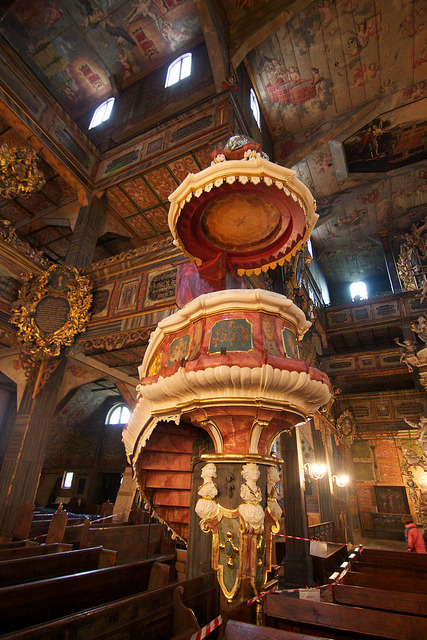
0,0,202,114
247,0,425,139
344,101,427,173
243,0,426,289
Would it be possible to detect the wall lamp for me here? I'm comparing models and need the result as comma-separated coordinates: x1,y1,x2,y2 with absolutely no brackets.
332,474,349,487
303,462,327,480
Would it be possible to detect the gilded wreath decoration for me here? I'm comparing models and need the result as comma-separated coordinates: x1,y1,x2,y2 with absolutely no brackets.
11,264,92,361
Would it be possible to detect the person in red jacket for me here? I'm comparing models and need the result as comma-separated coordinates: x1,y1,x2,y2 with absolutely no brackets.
402,515,426,553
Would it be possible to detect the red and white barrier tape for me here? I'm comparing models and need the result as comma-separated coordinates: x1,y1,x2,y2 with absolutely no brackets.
273,532,346,547
184,614,223,640
246,580,332,606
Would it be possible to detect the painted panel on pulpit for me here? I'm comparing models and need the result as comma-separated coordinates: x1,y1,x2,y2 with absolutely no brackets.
167,334,190,365
208,319,253,353
281,328,299,359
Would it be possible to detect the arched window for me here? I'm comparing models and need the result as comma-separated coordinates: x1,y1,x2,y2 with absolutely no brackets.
350,281,368,301
250,88,261,129
106,403,131,426
88,97,115,130
165,53,192,88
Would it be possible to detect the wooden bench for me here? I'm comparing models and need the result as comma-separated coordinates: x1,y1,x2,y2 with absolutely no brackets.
341,569,427,594
0,571,217,640
353,547,427,571
63,522,167,563
0,553,176,634
223,620,325,640
0,542,72,562
263,592,427,639
348,562,427,584
0,546,116,587
333,582,427,616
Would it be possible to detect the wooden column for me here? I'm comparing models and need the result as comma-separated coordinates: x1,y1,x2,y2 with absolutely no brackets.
0,197,104,538
0,358,66,538
65,196,106,268
311,423,333,523
280,428,313,588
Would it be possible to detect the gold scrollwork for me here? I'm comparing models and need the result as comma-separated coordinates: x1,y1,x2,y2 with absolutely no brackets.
219,530,240,567
11,264,92,367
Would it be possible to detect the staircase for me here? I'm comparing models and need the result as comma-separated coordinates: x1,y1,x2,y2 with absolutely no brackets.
136,421,202,541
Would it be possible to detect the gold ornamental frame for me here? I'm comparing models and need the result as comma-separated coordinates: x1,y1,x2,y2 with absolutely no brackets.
11,264,92,359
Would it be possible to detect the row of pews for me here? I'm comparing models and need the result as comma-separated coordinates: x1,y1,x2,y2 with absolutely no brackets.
0,537,218,639
6,501,168,564
220,546,427,640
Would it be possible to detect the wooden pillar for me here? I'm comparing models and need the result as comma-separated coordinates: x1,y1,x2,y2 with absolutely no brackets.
65,196,106,268
0,358,67,538
280,428,313,588
311,423,333,523
0,197,104,538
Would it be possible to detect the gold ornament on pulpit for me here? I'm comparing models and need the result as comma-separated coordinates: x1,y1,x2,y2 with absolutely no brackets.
11,264,92,396
0,144,45,198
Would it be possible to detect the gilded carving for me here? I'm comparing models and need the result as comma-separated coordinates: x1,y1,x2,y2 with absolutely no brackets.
239,463,264,534
11,265,92,366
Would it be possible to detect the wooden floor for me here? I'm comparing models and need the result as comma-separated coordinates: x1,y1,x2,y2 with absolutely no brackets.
357,537,406,552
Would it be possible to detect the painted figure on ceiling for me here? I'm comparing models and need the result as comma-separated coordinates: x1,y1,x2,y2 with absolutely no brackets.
125,0,163,29
78,0,136,47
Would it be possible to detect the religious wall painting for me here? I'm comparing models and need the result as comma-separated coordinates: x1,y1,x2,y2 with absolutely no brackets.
374,485,410,515
167,333,190,365
208,319,253,354
143,266,177,308
344,101,427,173
281,328,299,359
116,277,141,312
261,315,281,356
90,284,114,319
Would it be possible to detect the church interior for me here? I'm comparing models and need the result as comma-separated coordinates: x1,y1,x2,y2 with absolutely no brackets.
0,0,426,638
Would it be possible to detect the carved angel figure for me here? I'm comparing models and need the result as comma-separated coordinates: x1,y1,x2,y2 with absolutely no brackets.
267,466,282,522
412,315,427,343
239,462,264,534
405,416,427,457
395,338,420,372
195,463,218,521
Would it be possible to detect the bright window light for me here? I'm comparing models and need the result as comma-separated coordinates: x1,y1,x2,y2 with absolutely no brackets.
165,53,192,88
250,88,261,128
350,281,368,301
106,403,131,426
88,97,115,130
62,471,74,489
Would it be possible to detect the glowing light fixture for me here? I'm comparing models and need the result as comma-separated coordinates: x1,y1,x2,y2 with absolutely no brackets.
332,474,349,487
303,462,327,480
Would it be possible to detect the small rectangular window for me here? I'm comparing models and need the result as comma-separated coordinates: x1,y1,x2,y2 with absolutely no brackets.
61,471,74,489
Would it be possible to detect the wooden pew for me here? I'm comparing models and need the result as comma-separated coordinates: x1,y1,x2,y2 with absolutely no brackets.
0,553,176,634
223,620,326,640
353,547,427,571
341,569,427,594
0,571,216,640
0,546,116,588
64,522,166,563
0,542,72,562
348,562,427,584
263,593,427,639
0,540,38,550
333,582,427,616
